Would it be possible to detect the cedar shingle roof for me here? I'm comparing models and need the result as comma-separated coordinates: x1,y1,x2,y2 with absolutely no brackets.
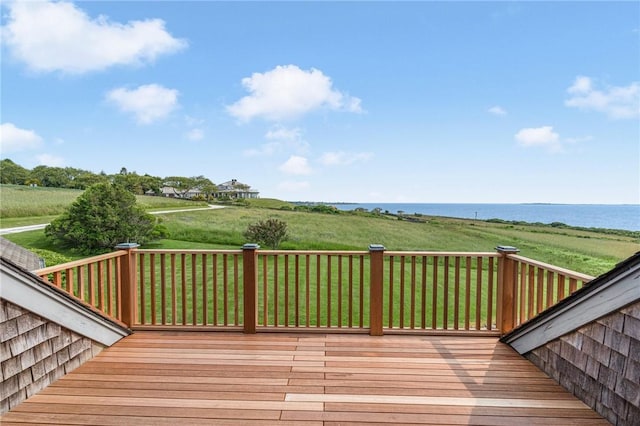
0,237,44,271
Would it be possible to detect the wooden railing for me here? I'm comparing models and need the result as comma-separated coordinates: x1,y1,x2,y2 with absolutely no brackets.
33,245,595,335
136,249,244,328
382,251,499,333
256,250,369,331
33,251,128,322
499,250,594,331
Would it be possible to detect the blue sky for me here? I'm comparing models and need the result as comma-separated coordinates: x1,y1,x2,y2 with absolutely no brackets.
1,1,639,204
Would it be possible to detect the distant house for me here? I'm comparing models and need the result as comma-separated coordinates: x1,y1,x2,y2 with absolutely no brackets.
154,186,203,199
214,179,259,199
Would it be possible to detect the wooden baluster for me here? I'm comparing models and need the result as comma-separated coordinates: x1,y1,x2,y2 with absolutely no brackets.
160,254,166,325
284,254,290,327
295,254,300,327
388,255,394,328
234,254,239,326
442,257,449,330
410,256,416,329
140,254,147,325
201,254,207,325
487,257,494,330
337,255,343,328
359,255,364,328
171,254,177,325
454,256,460,330
421,256,428,329
274,254,279,327
476,257,483,330
399,256,405,329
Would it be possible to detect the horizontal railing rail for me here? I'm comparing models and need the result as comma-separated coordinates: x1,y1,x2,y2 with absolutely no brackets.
29,245,595,336
33,251,127,322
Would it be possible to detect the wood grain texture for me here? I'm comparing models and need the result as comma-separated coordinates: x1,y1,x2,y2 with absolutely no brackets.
1,332,607,425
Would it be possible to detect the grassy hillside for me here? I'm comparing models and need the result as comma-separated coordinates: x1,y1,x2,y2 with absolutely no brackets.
150,207,638,276
0,184,208,219
2,185,638,276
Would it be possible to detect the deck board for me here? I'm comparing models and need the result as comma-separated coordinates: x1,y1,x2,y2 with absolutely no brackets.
1,331,607,425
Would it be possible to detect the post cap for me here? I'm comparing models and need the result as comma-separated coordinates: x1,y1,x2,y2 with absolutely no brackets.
115,242,140,250
496,245,519,253
368,244,386,251
242,243,260,250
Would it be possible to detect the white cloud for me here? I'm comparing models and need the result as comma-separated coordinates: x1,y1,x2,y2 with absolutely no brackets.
567,76,592,94
36,153,65,167
186,128,204,141
1,1,186,74
279,155,312,175
243,143,279,157
265,126,302,141
0,123,43,152
565,76,640,119
564,135,593,145
515,126,561,152
226,65,362,122
319,151,373,166
106,84,179,124
488,106,507,116
244,126,309,157
185,115,204,127
277,180,310,192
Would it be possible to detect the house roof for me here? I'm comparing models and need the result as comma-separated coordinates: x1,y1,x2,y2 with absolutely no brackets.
0,237,44,271
501,251,640,354
1,257,130,346
160,186,201,195
218,179,259,192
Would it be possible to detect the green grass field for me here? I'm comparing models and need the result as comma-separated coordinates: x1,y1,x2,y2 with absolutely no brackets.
151,207,638,276
0,184,208,219
2,185,638,277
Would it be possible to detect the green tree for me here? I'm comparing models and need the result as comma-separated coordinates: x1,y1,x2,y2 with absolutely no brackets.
193,175,217,201
243,218,288,249
45,183,166,252
70,171,108,190
163,176,198,198
140,174,162,195
30,165,72,188
0,159,29,184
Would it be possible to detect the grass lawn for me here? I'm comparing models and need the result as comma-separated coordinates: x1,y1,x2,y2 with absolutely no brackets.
0,184,208,219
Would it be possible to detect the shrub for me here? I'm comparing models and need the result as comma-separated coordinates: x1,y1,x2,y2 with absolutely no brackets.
45,183,166,253
30,248,72,267
243,218,288,249
311,204,339,214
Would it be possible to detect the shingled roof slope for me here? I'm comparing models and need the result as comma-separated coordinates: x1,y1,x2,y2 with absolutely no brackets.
0,237,44,271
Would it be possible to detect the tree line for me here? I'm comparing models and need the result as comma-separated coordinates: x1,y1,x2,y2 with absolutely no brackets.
0,158,217,198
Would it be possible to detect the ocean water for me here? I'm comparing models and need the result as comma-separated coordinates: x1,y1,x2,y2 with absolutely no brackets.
330,203,640,231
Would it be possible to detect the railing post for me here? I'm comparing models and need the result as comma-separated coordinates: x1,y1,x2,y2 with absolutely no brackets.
115,243,139,328
369,244,385,336
242,243,260,334
496,245,519,335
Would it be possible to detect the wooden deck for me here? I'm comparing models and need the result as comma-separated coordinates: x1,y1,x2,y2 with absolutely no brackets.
2,332,607,425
